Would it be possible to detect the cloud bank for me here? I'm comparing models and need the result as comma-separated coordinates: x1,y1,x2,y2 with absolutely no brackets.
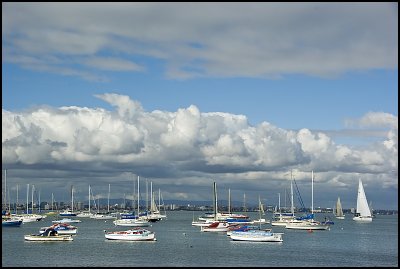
2,94,398,208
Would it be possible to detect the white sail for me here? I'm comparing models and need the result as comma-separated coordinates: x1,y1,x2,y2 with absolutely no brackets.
353,179,372,222
335,197,345,219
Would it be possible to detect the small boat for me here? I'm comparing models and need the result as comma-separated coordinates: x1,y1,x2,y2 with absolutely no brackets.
52,218,82,224
2,217,23,227
90,213,116,220
321,217,334,225
230,229,283,242
59,210,77,217
200,221,231,232
39,223,78,235
104,227,156,241
24,228,73,241
113,218,150,227
226,225,259,236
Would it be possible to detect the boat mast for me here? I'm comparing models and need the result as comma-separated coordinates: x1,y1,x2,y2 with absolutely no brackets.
150,181,153,213
16,184,18,214
31,184,35,213
290,170,294,216
278,193,281,214
228,188,231,214
26,184,29,215
108,184,110,213
311,170,314,215
243,193,246,212
137,176,140,219
4,169,6,212
213,182,217,221
71,185,74,214
258,195,262,229
38,190,41,213
88,185,91,214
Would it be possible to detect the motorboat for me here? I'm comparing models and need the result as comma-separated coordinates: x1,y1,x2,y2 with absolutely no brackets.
230,229,283,242
52,218,82,224
24,228,73,241
104,227,156,241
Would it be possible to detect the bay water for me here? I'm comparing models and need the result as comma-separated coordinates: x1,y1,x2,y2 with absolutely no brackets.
2,211,398,267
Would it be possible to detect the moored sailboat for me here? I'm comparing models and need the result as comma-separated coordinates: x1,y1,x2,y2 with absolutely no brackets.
285,171,329,230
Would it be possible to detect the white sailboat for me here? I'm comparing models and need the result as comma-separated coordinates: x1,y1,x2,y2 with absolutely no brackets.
334,197,345,219
271,171,296,226
353,179,372,222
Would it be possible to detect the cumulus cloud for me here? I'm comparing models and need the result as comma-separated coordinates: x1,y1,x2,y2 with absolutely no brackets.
2,94,397,208
2,3,397,80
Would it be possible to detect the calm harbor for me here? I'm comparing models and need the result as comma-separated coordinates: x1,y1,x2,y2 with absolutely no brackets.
2,211,398,267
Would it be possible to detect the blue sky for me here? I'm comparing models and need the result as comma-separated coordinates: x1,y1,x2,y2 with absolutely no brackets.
2,3,398,210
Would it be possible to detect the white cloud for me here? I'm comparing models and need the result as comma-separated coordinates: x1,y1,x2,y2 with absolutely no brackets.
3,3,397,80
3,95,397,175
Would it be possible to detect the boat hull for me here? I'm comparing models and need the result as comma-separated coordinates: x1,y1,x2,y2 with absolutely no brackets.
105,234,156,241
113,219,150,227
2,219,23,227
230,232,283,242
105,229,156,241
24,235,73,241
352,216,372,222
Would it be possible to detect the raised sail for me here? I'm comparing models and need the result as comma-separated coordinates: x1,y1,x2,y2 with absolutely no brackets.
353,179,372,222
335,197,345,219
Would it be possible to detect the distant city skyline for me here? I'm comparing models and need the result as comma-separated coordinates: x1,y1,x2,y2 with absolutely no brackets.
2,3,398,210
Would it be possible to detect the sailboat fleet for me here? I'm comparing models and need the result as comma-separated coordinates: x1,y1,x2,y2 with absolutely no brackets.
3,168,376,243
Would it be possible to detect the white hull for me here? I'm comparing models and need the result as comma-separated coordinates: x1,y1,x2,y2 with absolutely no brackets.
285,220,329,230
353,216,372,222
91,215,116,220
17,214,44,223
24,235,73,241
105,234,156,241
252,218,270,224
192,221,214,227
230,231,283,242
336,216,345,220
52,218,82,223
271,221,290,227
113,219,150,227
105,229,156,241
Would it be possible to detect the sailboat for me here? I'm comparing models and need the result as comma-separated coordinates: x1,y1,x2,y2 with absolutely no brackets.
113,176,149,227
271,171,297,226
91,184,115,220
252,196,269,224
353,179,372,222
201,182,231,232
59,186,77,217
76,185,94,217
334,197,345,219
285,171,329,230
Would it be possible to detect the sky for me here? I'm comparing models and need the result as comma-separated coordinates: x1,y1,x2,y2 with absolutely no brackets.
2,3,398,210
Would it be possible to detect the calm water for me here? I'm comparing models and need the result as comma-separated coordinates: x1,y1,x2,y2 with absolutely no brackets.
2,211,398,267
